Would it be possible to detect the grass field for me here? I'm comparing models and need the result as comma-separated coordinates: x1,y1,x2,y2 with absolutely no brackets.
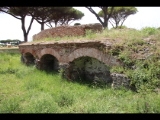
0,47,19,54
1,27,160,113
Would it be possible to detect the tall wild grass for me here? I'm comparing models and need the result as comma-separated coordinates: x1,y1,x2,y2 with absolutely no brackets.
1,27,160,113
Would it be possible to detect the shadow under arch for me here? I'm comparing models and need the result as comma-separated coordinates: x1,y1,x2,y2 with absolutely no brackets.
39,54,59,72
64,56,113,86
21,52,35,66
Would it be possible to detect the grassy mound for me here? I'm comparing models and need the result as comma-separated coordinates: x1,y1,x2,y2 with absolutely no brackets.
28,27,160,92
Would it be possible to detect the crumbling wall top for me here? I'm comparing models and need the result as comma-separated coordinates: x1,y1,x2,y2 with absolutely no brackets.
32,23,103,41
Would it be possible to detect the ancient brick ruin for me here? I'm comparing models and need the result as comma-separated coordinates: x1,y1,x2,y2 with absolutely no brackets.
19,23,131,89
33,23,102,41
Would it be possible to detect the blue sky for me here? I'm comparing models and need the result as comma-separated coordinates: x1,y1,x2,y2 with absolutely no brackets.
0,7,160,41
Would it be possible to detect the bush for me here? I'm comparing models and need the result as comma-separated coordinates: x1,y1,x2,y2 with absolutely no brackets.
141,27,157,35
128,60,160,92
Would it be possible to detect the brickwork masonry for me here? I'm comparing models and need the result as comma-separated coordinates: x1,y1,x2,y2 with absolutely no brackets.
33,23,102,41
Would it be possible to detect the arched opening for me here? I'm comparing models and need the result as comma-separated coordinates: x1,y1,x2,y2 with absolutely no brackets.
22,52,35,66
65,56,112,84
40,54,59,72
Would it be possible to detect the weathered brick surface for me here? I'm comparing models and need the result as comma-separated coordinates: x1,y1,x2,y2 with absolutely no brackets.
19,40,121,67
19,23,132,89
111,73,131,89
19,40,132,89
33,23,102,41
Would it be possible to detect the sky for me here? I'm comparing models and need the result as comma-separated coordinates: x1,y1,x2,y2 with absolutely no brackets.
0,7,160,42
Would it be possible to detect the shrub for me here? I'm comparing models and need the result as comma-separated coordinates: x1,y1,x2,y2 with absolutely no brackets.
141,27,157,35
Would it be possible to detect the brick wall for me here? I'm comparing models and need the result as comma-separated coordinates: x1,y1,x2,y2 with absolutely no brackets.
33,23,102,41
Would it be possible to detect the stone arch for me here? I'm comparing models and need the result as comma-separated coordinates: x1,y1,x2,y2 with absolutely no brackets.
38,54,59,72
68,48,120,67
64,56,112,84
22,49,35,56
21,52,35,65
64,47,121,83
38,48,60,62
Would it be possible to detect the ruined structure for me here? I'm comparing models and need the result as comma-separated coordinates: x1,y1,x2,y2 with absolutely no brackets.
33,23,103,41
19,23,131,89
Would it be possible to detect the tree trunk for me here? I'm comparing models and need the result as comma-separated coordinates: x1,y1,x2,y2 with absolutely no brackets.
103,8,108,29
21,16,34,42
103,7,114,29
103,19,108,29
41,22,44,31
55,21,58,27
86,7,105,28
36,19,45,31
24,33,28,42
21,16,28,42
116,22,119,28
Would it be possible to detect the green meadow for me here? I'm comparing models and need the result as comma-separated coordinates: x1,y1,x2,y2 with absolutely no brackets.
1,27,160,113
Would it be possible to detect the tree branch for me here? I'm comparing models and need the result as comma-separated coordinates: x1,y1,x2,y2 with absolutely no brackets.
85,7,103,25
27,17,34,35
0,9,21,20
109,20,115,28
